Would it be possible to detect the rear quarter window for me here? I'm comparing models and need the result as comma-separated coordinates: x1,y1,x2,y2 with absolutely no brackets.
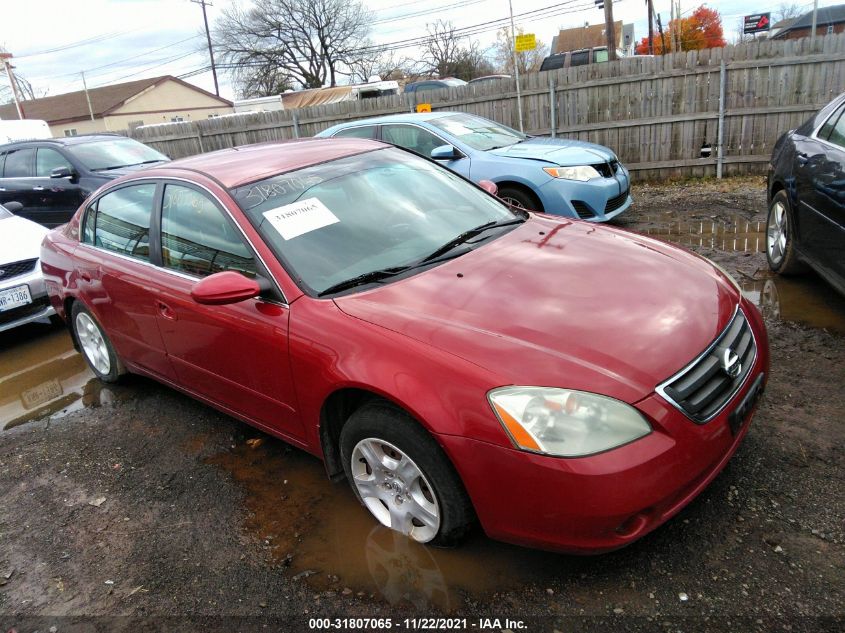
3,148,34,177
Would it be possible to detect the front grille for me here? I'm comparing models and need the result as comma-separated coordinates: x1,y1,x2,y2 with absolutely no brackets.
571,201,595,219
592,162,619,178
605,189,630,213
0,258,38,281
0,296,49,325
658,308,757,423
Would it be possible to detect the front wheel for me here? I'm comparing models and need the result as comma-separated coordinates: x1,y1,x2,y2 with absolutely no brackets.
766,190,806,275
340,402,474,546
498,186,539,212
71,302,125,383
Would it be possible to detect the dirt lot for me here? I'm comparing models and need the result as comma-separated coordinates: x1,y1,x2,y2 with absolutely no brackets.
1,176,843,632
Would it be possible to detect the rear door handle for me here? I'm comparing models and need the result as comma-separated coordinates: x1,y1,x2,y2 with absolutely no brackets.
32,186,45,191
157,301,177,321
80,272,92,282
796,152,808,165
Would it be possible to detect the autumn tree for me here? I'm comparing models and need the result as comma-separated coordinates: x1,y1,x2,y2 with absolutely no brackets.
636,4,726,54
493,27,548,75
215,0,375,90
416,20,495,81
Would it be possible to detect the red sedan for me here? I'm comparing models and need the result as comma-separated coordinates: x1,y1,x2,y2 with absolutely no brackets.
41,139,769,553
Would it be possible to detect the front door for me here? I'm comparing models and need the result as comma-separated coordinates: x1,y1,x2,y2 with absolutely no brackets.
152,182,302,440
32,147,86,227
381,123,471,178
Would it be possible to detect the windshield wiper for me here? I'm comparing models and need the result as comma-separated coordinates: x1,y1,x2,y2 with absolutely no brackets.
318,266,410,297
94,160,165,171
416,218,524,264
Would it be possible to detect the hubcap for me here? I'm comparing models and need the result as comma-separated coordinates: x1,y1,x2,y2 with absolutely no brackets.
75,312,111,375
350,438,440,543
767,201,787,265
501,196,527,210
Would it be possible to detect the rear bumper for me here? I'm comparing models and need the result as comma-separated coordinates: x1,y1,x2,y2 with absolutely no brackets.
438,307,769,553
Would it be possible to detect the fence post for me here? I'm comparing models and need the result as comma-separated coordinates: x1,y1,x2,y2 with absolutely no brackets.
292,110,300,139
716,60,726,179
549,75,556,138
195,123,205,154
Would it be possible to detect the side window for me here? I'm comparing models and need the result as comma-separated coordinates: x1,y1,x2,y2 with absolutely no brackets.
0,153,6,177
818,104,845,141
3,148,35,178
94,184,155,261
81,201,97,245
570,51,590,67
594,49,609,63
828,110,845,149
36,148,73,177
382,125,445,157
160,184,256,278
332,126,376,139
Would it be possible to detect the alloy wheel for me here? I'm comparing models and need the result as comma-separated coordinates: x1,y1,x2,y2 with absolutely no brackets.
76,312,111,375
350,438,440,543
767,200,787,266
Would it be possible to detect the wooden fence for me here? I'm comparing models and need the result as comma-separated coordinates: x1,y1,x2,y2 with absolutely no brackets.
130,33,845,181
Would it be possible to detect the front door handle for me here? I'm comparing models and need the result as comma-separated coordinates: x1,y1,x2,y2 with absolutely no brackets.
32,186,45,191
157,301,177,321
796,152,809,165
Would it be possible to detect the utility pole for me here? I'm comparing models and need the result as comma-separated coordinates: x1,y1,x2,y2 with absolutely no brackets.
81,71,95,121
670,1,675,52
810,0,819,49
646,0,655,54
508,0,524,133
1,53,25,119
191,0,220,96
656,14,667,54
603,0,617,61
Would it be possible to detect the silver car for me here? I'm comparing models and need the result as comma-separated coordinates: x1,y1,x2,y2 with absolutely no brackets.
0,202,56,332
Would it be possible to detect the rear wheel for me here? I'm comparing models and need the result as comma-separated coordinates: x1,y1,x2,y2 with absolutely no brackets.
71,303,124,383
340,402,474,546
766,190,806,274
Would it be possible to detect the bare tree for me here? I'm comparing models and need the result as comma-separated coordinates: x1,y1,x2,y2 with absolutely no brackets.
493,27,547,75
234,65,294,98
417,20,495,80
775,2,803,22
0,48,42,105
348,50,411,83
215,0,374,90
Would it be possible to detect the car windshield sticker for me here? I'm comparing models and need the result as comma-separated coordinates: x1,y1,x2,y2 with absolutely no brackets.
262,197,339,240
439,122,476,137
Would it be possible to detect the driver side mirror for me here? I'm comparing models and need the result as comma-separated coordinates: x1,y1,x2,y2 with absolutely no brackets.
3,201,23,213
51,166,78,182
431,144,463,161
191,271,262,305
478,180,498,196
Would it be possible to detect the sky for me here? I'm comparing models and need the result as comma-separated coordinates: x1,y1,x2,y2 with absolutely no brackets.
0,0,840,102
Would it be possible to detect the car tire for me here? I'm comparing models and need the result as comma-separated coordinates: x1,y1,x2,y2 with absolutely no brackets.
71,302,125,383
340,401,474,546
498,186,540,212
766,190,806,275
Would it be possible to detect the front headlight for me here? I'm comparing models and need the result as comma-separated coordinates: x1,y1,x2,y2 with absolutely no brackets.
543,165,601,181
488,387,651,457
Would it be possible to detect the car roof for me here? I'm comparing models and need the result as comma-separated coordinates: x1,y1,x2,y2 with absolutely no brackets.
0,133,128,152
141,138,386,189
323,111,460,131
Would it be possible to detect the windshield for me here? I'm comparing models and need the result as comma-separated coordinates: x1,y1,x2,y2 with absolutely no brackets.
230,147,519,296
67,138,168,171
0,207,11,220
429,113,525,151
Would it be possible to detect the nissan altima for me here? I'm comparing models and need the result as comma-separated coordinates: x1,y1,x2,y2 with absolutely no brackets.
41,139,769,552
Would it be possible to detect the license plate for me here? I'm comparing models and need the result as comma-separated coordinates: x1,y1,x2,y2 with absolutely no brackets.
21,379,64,410
729,373,765,435
0,284,32,312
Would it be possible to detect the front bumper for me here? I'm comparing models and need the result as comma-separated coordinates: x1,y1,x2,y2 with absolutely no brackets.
439,304,769,553
0,263,56,333
536,165,632,222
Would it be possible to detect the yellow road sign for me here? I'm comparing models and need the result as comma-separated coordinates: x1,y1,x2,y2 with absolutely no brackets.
515,33,536,52
416,103,432,113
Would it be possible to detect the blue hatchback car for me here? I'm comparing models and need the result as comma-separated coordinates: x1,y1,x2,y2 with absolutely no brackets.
317,112,632,221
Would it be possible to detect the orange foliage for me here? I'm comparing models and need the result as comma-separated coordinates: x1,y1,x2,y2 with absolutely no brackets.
635,4,726,55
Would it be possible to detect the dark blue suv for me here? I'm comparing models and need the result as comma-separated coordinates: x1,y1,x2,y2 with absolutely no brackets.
0,134,168,227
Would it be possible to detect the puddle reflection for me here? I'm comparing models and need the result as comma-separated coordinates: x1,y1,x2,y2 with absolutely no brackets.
641,215,765,253
0,323,130,430
741,276,845,335
208,441,576,611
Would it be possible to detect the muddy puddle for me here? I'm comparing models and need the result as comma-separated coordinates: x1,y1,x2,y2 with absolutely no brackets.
208,440,585,611
0,322,133,430
640,214,766,253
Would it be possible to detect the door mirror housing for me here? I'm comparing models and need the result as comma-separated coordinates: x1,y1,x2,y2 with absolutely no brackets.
50,166,77,180
431,144,463,160
478,180,498,196
3,201,23,213
191,271,261,305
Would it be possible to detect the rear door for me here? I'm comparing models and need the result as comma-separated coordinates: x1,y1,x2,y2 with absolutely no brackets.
151,181,303,440
0,147,37,217
74,181,176,380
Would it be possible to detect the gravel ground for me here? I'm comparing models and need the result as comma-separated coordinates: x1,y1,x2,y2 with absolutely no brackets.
1,176,843,633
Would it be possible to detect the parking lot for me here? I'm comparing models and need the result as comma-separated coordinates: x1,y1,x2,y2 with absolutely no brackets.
1,176,843,632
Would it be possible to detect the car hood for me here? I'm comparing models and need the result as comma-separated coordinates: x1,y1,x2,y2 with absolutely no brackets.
0,216,49,265
487,137,617,166
334,216,739,403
